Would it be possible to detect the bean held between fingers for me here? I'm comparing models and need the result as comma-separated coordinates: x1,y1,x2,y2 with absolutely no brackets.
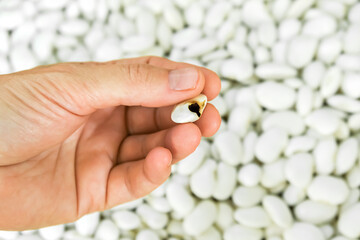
171,94,207,123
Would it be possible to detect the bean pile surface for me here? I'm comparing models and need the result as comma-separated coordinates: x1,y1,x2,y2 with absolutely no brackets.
0,0,360,239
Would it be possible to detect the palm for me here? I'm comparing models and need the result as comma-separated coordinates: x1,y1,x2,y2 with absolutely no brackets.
0,106,126,229
0,103,219,230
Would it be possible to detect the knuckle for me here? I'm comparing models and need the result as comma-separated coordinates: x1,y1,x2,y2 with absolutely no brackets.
142,55,161,65
126,64,152,87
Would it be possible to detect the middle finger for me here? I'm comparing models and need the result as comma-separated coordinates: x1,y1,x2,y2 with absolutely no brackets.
118,123,201,163
126,103,221,137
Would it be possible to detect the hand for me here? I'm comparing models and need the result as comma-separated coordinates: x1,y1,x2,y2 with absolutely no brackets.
0,56,221,230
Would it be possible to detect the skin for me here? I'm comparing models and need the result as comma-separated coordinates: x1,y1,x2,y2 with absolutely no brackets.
0,56,221,230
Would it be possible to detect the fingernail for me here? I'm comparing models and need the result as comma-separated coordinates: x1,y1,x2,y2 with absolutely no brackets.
169,67,199,90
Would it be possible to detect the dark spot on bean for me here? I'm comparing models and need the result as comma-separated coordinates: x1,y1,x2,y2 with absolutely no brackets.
189,103,201,117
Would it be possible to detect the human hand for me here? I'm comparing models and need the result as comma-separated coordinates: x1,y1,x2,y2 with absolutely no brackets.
0,56,221,230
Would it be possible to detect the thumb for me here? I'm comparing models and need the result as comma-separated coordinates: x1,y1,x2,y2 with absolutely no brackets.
63,61,205,115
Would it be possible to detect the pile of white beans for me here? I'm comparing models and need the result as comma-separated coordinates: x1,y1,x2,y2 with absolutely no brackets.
1,0,360,239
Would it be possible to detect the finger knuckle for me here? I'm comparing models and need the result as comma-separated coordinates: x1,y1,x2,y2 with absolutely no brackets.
126,64,152,87
142,55,161,65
